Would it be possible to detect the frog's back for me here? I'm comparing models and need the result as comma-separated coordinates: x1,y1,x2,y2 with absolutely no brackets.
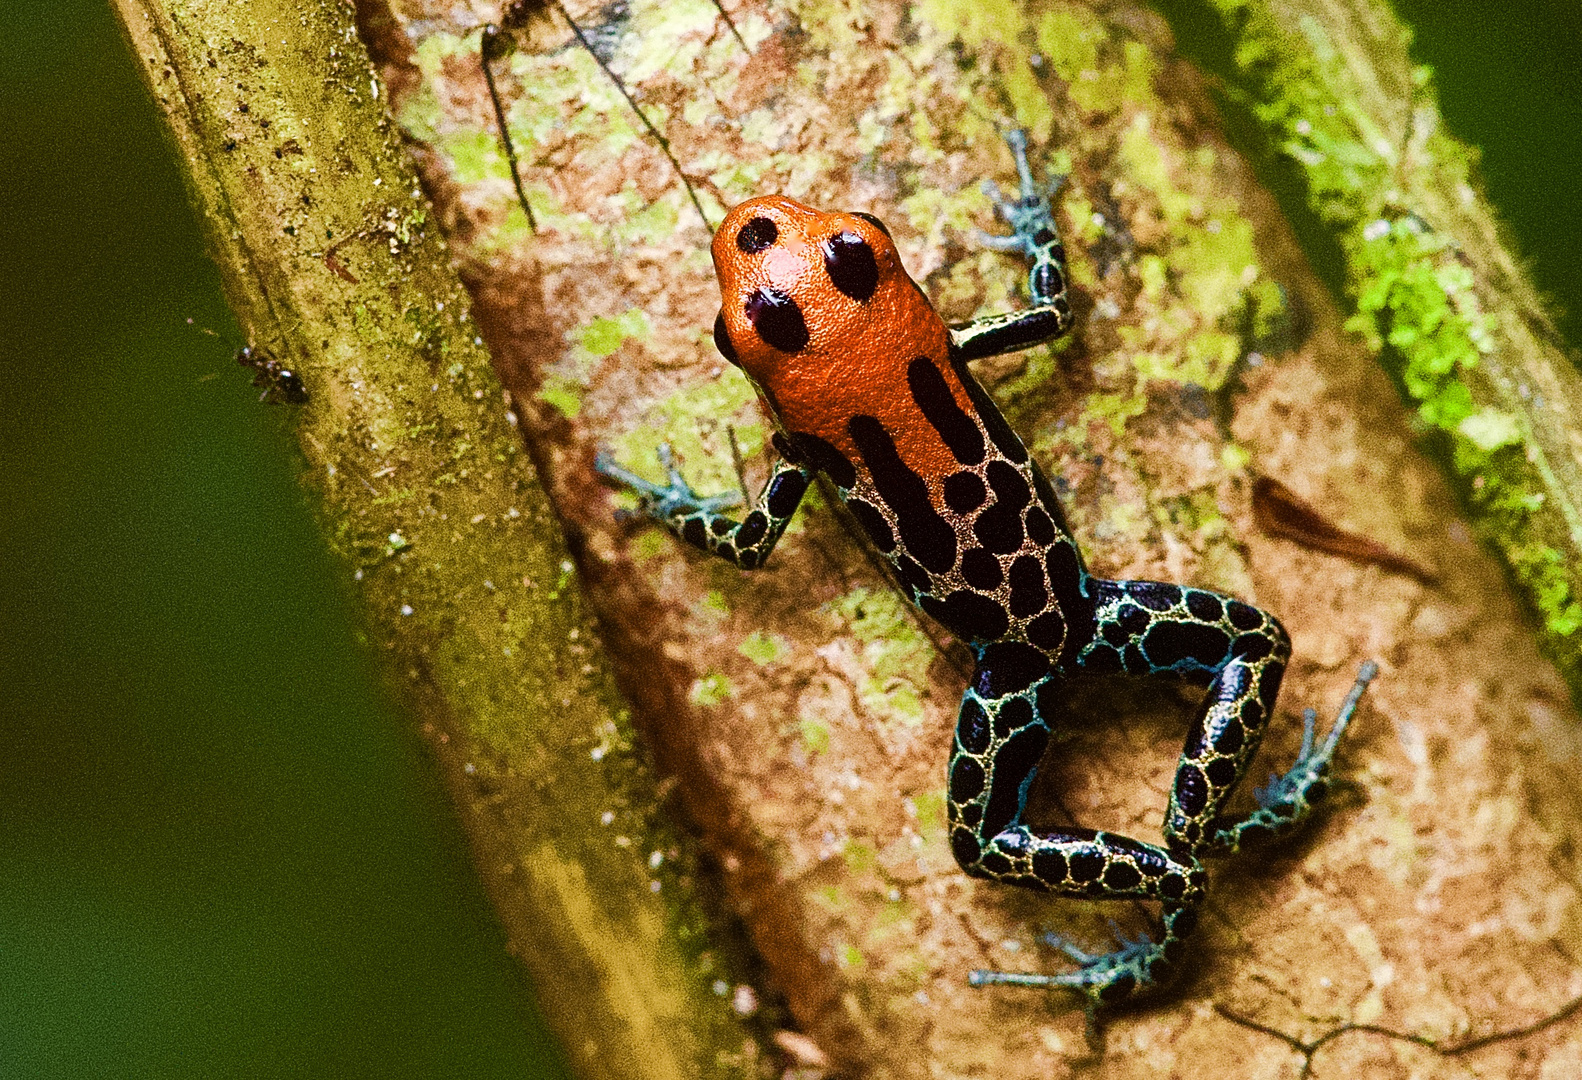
712,197,1084,657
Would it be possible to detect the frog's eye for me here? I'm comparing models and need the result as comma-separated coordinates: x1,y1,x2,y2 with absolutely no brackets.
745,287,809,353
850,211,892,239
821,231,878,302
712,310,741,367
736,216,778,253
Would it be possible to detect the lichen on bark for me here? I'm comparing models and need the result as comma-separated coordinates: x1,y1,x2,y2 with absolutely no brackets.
1160,0,1582,694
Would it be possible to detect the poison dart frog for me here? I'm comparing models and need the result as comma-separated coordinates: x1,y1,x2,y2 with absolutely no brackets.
596,131,1378,1008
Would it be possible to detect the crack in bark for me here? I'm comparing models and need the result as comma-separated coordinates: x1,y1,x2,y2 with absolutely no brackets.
1216,989,1582,1078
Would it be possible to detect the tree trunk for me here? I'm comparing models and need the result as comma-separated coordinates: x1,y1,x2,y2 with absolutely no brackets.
108,2,762,1078
117,0,1582,1075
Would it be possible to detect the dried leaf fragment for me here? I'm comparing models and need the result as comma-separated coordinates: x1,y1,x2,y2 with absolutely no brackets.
1252,474,1438,584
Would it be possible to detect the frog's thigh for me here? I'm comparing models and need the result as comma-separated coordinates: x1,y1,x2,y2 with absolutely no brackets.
1073,578,1286,682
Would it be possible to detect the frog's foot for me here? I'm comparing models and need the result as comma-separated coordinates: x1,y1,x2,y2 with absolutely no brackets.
977,130,1066,264
949,131,1074,360
977,177,1064,253
969,917,1184,1008
1212,660,1380,852
597,445,807,569
594,444,742,522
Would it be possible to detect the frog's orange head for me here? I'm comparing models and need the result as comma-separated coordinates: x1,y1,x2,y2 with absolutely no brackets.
709,195,949,441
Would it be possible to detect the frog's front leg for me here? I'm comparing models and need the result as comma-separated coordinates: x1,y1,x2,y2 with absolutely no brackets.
595,445,811,570
949,129,1076,362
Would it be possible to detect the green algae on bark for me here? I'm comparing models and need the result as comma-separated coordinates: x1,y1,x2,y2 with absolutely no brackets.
108,1,765,1077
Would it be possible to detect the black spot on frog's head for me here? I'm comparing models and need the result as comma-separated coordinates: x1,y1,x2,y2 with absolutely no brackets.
822,230,878,302
736,215,778,253
745,287,809,353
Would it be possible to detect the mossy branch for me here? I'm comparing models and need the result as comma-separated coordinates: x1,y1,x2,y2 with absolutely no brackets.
1182,0,1582,695
106,1,759,1077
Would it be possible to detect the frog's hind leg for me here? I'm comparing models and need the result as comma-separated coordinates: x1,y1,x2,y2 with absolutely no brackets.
984,577,1374,1005
948,650,1206,1007
1071,578,1297,855
1209,659,1380,852
1074,579,1375,856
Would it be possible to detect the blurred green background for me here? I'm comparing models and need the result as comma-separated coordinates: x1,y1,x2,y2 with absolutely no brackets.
0,1,570,1077
1391,0,1582,349
0,0,1574,1076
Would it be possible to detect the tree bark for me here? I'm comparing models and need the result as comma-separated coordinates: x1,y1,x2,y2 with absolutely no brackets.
116,0,1582,1075
108,2,762,1078
361,0,1582,1073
